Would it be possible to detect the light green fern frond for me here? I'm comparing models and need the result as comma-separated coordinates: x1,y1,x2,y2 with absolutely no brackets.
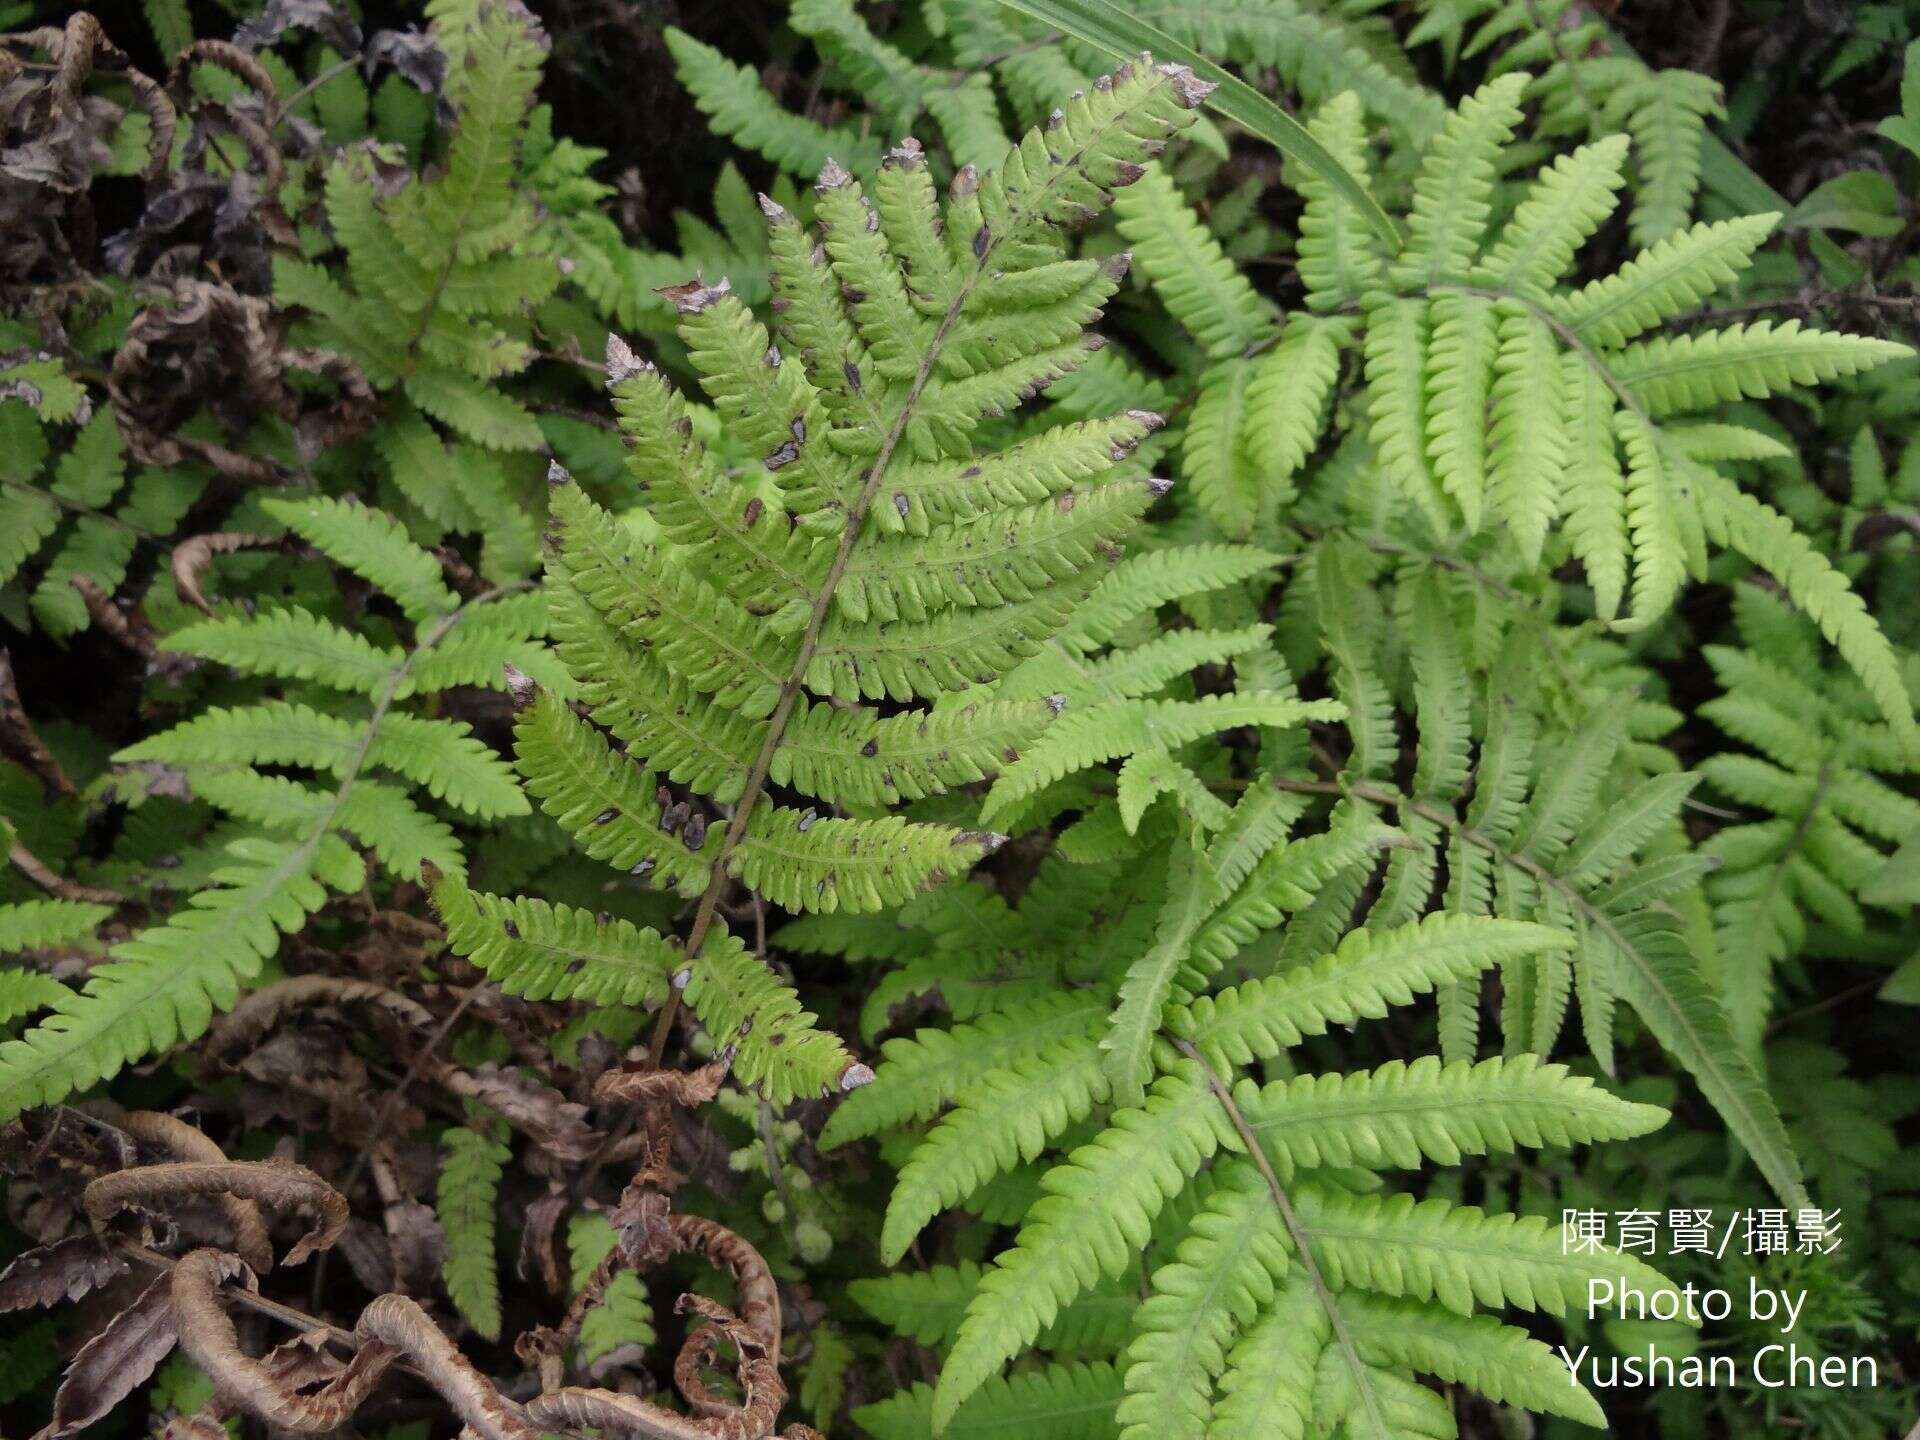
437,1125,509,1340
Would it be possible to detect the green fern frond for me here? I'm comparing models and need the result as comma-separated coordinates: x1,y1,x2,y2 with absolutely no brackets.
734,809,1005,914
1294,1186,1685,1319
822,991,1110,1148
1210,1274,1325,1440
566,1214,657,1361
1113,165,1271,356
1172,914,1572,1069
1056,542,1284,651
259,495,460,625
433,875,676,1008
665,27,883,177
1294,93,1386,311
0,899,112,955
1393,73,1528,288
935,1066,1231,1429
437,1125,509,1340
857,1361,1122,1440
1115,1163,1289,1440
881,1029,1108,1263
1337,1292,1605,1426
982,695,1345,823
0,835,358,1117
773,696,1058,809
511,687,715,896
1479,134,1630,292
681,929,864,1105
161,608,404,695
1550,212,1778,346
1611,321,1912,417
1237,1054,1668,1179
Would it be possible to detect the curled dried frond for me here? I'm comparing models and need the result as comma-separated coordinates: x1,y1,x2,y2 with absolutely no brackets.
355,1293,542,1440
118,1112,272,1273
170,1250,396,1433
0,13,172,280
431,1064,597,1162
85,1160,347,1267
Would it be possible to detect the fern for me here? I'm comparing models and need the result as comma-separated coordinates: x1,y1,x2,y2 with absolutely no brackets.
1698,588,1920,1052
1164,77,1912,728
434,58,1223,1109
0,498,533,1116
274,0,596,578
437,1125,510,1340
566,1214,656,1362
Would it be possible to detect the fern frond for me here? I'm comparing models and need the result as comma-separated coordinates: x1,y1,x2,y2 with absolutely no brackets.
1295,1186,1685,1319
1116,1163,1289,1440
881,1029,1108,1263
1294,93,1386,311
1424,291,1498,530
1242,314,1343,510
1103,840,1220,1106
1183,358,1262,539
0,836,355,1116
259,496,460,624
1057,543,1284,651
0,970,70,1026
548,483,788,716
1173,914,1572,1069
161,608,403,695
1338,1292,1606,1426
857,1361,1121,1440
432,876,675,1008
1238,1054,1668,1179
1210,1274,1325,1440
511,688,715,895
935,1066,1232,1428
1364,296,1450,534
821,992,1109,1148
664,28,881,177
681,929,863,1104
1479,134,1629,292
567,1214,656,1361
1551,213,1778,346
1610,321,1910,417
1393,73,1528,288
836,478,1161,623
1611,67,1721,246
0,900,112,954
1486,306,1566,564
1113,165,1271,356
875,412,1162,535
982,695,1344,823
852,1260,986,1349
1698,471,1918,740
734,809,1005,914
773,696,1057,809
1559,359,1628,620
437,1126,508,1341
